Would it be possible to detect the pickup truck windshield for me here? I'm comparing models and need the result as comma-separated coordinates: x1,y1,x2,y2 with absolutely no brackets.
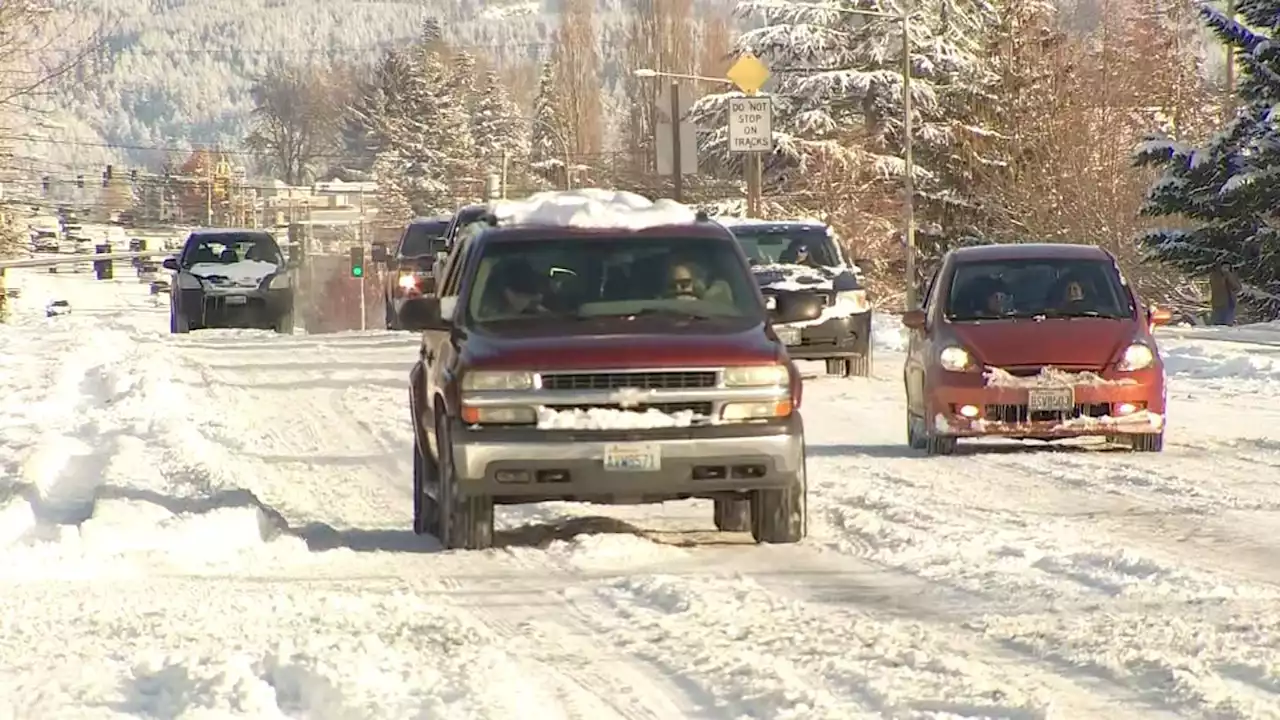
466,236,762,326
729,226,841,267
946,258,1133,321
182,233,283,267
398,221,448,257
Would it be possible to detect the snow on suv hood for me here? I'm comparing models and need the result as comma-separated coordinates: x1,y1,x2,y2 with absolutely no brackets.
187,260,280,289
753,263,870,324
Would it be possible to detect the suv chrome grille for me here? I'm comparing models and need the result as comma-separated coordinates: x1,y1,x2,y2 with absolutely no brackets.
540,371,718,391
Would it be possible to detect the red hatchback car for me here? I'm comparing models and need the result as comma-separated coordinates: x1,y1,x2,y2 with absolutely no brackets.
903,243,1172,455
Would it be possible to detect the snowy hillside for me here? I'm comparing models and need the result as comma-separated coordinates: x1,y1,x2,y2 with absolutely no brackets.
4,269,1280,716
24,0,735,170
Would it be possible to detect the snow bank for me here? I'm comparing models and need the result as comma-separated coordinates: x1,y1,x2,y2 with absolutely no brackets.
536,406,700,430
984,366,1137,388
187,259,279,287
493,188,697,229
871,312,908,352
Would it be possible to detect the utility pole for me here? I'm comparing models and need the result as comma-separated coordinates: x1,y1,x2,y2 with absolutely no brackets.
205,153,213,226
1224,0,1237,123
901,1,917,311
670,81,684,202
358,190,366,332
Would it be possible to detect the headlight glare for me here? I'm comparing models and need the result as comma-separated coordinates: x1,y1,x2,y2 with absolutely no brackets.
461,370,536,391
398,274,417,290
723,364,789,386
1117,343,1155,371
938,346,972,372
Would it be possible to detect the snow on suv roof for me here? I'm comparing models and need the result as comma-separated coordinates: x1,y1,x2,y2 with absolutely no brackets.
492,189,699,230
715,216,828,230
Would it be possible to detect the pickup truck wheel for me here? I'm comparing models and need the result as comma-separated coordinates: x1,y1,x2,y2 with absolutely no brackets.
434,417,495,550
906,411,928,450
824,358,848,376
750,465,807,544
1128,432,1164,452
846,350,872,378
713,498,750,532
411,435,438,536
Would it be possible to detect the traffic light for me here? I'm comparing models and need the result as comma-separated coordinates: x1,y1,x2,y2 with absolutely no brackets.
104,164,113,182
76,175,84,189
41,176,49,194
129,169,137,183
349,246,364,277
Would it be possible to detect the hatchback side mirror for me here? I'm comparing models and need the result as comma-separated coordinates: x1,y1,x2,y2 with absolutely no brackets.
161,257,179,271
902,309,926,329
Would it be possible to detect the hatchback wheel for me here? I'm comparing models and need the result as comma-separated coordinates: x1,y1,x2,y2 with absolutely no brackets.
906,411,928,450
1128,432,1164,452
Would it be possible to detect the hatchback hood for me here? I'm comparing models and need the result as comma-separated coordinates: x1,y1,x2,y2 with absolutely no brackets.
466,322,781,370
950,318,1136,368
188,260,280,289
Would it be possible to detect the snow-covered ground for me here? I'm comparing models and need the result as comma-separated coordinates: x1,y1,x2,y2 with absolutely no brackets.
3,274,1280,718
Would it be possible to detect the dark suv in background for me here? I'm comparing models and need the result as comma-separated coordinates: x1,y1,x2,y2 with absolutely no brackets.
375,215,450,329
720,219,874,377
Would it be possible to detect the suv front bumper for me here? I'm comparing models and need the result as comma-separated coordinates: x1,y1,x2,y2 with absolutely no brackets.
451,416,804,501
178,287,293,328
779,312,871,359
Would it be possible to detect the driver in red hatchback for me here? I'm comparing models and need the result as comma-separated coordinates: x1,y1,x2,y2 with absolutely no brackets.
902,243,1172,456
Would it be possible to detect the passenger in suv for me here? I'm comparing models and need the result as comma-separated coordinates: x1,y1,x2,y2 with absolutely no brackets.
399,190,818,549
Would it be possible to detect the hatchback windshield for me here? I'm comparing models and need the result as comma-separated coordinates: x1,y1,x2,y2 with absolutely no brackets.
946,258,1133,320
398,220,448,257
728,226,841,267
466,236,762,326
182,233,283,267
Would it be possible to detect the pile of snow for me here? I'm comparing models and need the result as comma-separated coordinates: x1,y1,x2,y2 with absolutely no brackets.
493,189,697,229
536,406,700,430
984,366,1137,388
187,260,279,288
871,312,907,352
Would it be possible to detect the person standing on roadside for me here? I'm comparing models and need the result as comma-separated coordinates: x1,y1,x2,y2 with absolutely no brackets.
1208,262,1242,325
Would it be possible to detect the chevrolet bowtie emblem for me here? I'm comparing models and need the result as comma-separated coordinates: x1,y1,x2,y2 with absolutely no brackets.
609,387,655,409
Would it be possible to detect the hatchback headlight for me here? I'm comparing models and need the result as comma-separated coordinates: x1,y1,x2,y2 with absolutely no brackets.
938,346,973,372
723,365,789,387
1116,343,1155,371
461,370,536,391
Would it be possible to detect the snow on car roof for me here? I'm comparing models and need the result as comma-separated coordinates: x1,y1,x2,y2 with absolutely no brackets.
492,189,698,230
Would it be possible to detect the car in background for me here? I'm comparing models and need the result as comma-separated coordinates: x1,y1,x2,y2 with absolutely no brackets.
163,229,293,334
441,203,489,251
399,190,816,549
45,300,71,317
903,243,1171,455
719,218,873,377
375,215,451,329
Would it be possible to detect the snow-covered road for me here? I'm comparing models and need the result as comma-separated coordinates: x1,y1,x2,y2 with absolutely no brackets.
3,271,1280,719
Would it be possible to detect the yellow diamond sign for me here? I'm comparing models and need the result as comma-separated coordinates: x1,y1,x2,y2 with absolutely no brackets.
726,53,770,94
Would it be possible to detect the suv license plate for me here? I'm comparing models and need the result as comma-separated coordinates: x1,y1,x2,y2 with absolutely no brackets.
775,326,802,345
224,295,247,305
1027,387,1073,411
603,442,661,471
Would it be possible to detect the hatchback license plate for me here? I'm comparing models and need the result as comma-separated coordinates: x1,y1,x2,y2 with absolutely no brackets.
224,295,247,305
1028,387,1073,411
603,442,661,471
775,326,802,345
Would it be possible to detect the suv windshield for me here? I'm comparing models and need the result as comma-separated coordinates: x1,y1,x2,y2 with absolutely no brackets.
398,220,448,257
466,236,762,327
728,226,840,267
182,232,283,267
946,258,1133,321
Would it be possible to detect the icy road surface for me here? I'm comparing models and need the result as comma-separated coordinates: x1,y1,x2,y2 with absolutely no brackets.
3,272,1280,719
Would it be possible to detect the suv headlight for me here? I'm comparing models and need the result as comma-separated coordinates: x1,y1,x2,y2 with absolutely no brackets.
268,273,290,289
1116,343,1155,371
723,364,789,387
835,289,870,313
462,370,536,391
398,274,417,290
939,346,973,372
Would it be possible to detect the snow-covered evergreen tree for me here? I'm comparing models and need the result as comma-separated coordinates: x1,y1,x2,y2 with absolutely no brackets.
687,0,997,253
1135,0,1280,308
472,69,529,176
530,61,568,188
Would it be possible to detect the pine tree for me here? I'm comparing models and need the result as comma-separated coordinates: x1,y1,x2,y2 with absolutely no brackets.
530,61,567,188
1136,0,1280,308
472,69,528,176
686,0,998,256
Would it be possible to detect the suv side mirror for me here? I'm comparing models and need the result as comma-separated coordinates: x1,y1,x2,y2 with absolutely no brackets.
902,309,927,329
162,257,179,271
370,242,389,263
1148,305,1173,327
772,292,823,324
399,296,448,331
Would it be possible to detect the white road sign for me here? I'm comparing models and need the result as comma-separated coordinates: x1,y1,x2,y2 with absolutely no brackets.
728,96,773,153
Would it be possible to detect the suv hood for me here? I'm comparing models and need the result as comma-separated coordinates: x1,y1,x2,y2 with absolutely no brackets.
467,323,781,370
950,318,1137,368
187,260,280,289
753,263,858,293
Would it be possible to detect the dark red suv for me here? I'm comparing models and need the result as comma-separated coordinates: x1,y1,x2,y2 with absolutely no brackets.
399,191,817,549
